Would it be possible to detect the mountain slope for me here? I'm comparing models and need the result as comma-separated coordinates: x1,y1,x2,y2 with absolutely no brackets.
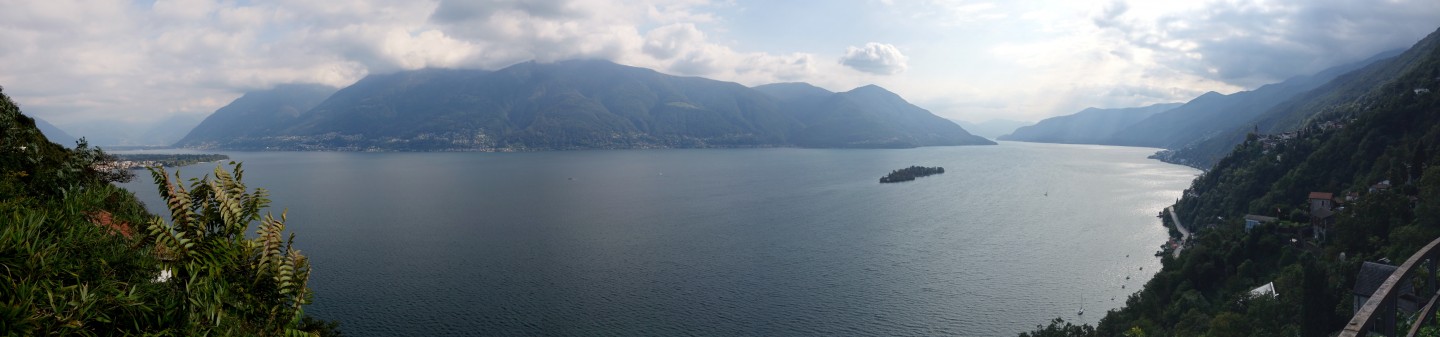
1019,25,1440,337
1107,52,1396,149
1161,35,1432,169
1091,26,1440,337
174,83,337,147
32,116,78,147
952,119,1031,140
790,84,992,147
998,103,1180,144
139,114,203,146
193,60,990,150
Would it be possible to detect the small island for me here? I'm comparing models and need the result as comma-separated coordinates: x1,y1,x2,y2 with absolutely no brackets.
109,154,230,170
879,166,945,183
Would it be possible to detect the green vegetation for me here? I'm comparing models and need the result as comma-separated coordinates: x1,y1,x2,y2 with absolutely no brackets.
1020,26,1440,337
0,84,338,335
879,166,945,183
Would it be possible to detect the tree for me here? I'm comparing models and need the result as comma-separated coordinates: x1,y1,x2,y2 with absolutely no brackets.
1019,318,1096,337
1,85,333,335
146,163,315,335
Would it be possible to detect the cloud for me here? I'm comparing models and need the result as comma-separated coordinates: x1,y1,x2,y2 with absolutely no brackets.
643,23,705,59
0,0,835,129
839,42,909,75
1094,0,1440,87
878,0,1006,25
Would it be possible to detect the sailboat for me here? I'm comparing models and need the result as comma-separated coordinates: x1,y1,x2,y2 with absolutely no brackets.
1078,295,1084,316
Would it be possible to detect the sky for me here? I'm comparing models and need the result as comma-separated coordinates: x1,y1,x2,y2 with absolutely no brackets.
2,0,1438,132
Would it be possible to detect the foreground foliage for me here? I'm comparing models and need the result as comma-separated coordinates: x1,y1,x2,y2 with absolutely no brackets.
0,85,338,335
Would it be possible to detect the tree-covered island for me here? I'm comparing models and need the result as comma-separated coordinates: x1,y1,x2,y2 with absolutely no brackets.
879,166,945,183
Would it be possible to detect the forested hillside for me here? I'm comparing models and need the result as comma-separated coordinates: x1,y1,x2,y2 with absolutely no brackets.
1022,25,1440,337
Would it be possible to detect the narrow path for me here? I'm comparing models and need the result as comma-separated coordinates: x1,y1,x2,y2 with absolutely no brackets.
1168,206,1190,258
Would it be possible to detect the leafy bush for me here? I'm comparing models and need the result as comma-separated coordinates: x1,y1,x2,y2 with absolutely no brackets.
1,85,337,335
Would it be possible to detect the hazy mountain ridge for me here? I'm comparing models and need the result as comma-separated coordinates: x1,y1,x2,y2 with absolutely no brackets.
32,117,78,147
184,60,992,150
1159,35,1431,168
998,103,1181,144
997,46,1404,168
1105,50,1396,150
952,119,1031,140
786,84,993,147
176,83,338,147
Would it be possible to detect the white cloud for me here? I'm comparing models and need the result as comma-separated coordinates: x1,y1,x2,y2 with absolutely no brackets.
152,0,219,21
643,23,706,59
1094,0,1440,87
839,42,909,75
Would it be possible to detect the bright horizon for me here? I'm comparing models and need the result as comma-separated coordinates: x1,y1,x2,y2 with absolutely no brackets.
2,0,1437,132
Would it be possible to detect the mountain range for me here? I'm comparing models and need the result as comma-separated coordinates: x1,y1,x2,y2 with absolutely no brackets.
999,103,1181,144
951,119,1031,140
33,117,77,147
177,60,992,150
994,44,1411,169
1108,50,1398,149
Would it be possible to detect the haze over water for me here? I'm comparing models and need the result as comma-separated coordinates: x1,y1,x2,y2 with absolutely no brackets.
120,142,1199,336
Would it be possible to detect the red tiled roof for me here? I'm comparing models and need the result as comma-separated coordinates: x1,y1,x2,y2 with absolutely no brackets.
1309,192,1334,200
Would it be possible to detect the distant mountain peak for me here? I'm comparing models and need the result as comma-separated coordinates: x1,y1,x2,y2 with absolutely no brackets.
999,102,1182,143
753,82,835,101
179,61,994,150
849,84,890,93
843,84,903,101
753,82,828,91
174,84,339,147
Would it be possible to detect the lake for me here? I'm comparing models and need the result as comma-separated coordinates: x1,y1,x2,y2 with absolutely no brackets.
118,142,1199,336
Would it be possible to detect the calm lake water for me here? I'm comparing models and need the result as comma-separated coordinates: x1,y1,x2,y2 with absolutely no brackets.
118,142,1199,336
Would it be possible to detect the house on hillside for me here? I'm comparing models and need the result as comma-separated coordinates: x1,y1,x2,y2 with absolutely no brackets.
1370,180,1392,193
1250,281,1277,298
1353,261,1420,335
1310,192,1334,212
1310,192,1336,240
1244,214,1278,232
